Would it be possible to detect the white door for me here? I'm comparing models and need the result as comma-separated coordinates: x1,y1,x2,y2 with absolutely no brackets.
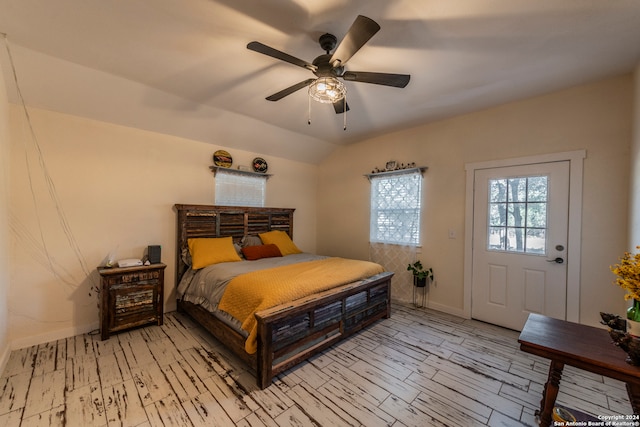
471,161,570,331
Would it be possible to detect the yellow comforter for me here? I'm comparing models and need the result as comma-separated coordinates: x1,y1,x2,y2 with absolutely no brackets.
218,257,385,354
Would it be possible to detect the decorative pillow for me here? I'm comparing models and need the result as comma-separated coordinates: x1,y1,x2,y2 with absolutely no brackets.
234,243,243,258
241,234,263,247
181,247,192,266
188,237,242,269
258,230,302,256
242,244,283,261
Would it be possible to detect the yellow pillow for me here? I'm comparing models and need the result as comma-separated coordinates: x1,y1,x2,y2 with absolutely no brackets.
188,237,242,269
258,230,302,256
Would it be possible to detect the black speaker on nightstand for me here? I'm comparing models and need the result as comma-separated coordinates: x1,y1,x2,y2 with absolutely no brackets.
148,245,161,264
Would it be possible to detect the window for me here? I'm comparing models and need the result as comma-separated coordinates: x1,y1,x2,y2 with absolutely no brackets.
487,175,548,254
215,169,266,207
369,171,422,245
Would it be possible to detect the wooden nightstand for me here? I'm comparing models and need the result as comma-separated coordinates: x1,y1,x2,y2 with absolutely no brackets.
97,263,166,340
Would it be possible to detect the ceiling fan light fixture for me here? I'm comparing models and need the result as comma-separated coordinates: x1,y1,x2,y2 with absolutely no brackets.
308,77,346,104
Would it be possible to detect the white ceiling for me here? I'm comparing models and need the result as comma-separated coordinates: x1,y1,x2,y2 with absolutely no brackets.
1,0,640,164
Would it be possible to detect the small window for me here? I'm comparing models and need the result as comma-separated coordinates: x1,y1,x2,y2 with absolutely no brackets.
215,169,266,207
369,171,422,245
487,175,548,254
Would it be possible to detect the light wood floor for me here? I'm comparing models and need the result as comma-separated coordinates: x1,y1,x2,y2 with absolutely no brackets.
0,303,632,426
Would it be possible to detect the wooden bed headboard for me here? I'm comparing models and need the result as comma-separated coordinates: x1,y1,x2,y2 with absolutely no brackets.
173,204,295,284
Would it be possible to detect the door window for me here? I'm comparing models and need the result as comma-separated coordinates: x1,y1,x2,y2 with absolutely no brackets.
487,175,548,255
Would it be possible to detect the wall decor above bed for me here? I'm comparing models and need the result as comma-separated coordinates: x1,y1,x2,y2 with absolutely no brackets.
213,150,233,168
173,204,393,389
252,157,268,173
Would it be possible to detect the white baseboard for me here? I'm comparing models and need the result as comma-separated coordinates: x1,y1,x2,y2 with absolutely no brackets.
391,297,469,319
10,322,99,351
425,301,467,319
8,308,177,351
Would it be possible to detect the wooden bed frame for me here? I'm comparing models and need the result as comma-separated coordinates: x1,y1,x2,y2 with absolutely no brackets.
174,204,393,389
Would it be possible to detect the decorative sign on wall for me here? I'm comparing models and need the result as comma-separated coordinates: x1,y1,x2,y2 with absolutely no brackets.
213,150,233,168
252,157,268,173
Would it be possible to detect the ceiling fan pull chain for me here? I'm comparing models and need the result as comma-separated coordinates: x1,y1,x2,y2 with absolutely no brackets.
343,95,347,131
308,95,312,125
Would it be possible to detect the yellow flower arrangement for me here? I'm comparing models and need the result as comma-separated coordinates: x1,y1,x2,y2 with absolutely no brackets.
611,246,640,301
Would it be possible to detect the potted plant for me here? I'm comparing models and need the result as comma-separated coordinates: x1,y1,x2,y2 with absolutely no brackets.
611,246,640,336
407,260,433,288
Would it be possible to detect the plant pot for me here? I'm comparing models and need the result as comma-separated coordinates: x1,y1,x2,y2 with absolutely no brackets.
628,320,640,337
414,277,427,288
629,299,640,337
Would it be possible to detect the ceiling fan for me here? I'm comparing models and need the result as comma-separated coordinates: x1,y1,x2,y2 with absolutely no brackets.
247,15,411,115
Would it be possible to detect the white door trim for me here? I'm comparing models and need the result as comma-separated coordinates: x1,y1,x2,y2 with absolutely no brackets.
463,150,586,323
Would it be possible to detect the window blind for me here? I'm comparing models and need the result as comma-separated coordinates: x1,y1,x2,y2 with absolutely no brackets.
214,169,266,207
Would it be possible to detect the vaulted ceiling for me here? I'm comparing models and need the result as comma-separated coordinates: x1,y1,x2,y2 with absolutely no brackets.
1,0,640,164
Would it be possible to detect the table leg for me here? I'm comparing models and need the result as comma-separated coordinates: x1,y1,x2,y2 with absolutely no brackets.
626,382,640,415
537,360,564,427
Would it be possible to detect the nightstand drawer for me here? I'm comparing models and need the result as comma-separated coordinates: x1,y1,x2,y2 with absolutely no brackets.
114,287,154,314
104,270,160,286
111,286,157,331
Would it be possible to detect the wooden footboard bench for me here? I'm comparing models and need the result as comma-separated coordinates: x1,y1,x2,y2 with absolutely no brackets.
178,271,392,388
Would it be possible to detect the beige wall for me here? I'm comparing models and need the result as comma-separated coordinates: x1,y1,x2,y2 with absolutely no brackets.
317,74,632,327
0,51,10,370
8,107,318,348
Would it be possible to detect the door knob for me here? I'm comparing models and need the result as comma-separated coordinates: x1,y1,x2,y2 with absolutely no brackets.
546,257,564,264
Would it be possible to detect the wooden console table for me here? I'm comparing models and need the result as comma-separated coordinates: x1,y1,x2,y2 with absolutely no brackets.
518,313,640,427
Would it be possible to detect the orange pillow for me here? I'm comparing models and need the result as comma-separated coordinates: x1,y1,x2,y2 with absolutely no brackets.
259,230,302,256
242,244,283,261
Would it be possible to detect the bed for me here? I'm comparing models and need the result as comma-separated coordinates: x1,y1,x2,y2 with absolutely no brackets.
174,204,394,389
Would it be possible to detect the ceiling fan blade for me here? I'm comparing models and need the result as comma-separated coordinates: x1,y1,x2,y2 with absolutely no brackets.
265,78,316,101
330,15,380,67
333,99,350,114
342,71,410,88
247,41,317,72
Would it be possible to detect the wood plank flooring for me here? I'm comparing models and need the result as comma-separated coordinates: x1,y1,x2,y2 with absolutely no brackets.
0,303,633,426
